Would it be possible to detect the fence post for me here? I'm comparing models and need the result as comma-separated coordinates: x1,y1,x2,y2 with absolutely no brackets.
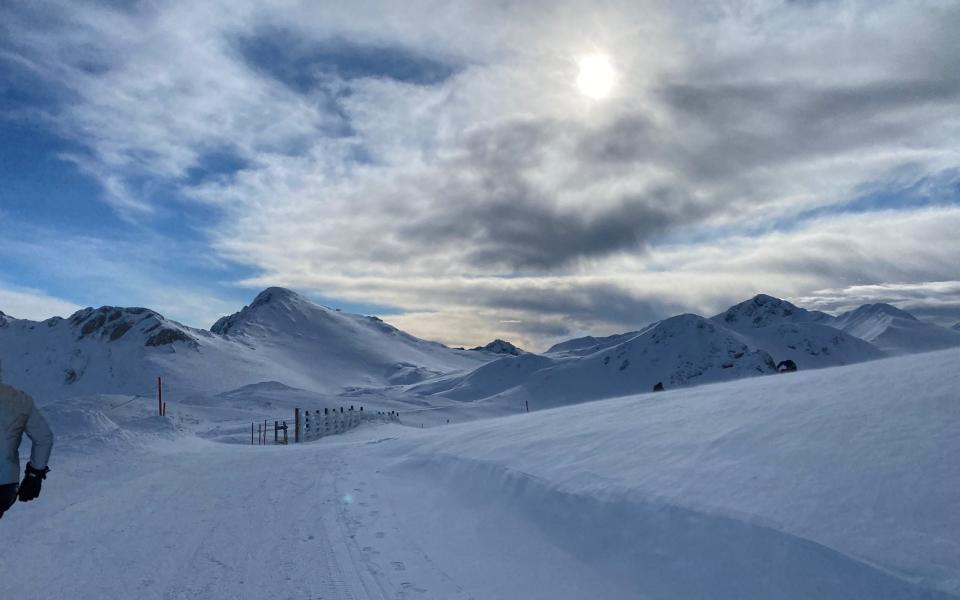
157,376,163,416
294,408,301,443
251,422,254,445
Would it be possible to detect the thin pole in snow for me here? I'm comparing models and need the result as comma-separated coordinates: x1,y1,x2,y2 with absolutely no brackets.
251,422,254,445
294,408,301,443
157,377,163,416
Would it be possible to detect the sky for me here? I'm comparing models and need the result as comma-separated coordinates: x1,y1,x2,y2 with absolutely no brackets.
1,0,959,351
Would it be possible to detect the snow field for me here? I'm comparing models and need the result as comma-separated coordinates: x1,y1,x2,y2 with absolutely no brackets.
4,347,958,599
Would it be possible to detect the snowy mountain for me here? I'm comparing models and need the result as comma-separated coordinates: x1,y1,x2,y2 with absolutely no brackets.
0,287,488,402
469,339,527,356
712,294,884,369
409,314,777,408
208,287,488,387
543,328,652,358
712,293,835,327
831,303,960,355
4,288,955,413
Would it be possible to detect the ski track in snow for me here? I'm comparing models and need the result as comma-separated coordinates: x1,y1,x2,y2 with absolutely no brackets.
0,439,473,600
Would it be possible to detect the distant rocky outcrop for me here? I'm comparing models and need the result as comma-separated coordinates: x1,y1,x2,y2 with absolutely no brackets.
777,359,798,373
68,306,197,348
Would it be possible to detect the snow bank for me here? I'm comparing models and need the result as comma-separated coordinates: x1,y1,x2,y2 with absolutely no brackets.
389,347,960,598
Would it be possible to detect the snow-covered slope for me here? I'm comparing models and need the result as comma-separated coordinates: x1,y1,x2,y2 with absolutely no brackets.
832,303,960,355
406,295,894,410
389,347,960,599
410,314,777,408
0,287,488,402
712,294,884,368
209,287,487,388
543,327,653,358
0,304,236,401
3,347,958,600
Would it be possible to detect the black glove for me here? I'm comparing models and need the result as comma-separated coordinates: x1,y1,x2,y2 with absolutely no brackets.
18,463,49,502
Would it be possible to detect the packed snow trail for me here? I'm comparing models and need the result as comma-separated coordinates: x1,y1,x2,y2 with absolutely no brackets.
0,432,631,600
0,437,467,600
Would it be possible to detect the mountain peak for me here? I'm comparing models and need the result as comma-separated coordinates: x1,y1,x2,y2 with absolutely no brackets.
471,339,527,356
713,294,836,329
249,287,307,308
212,288,320,335
845,303,917,321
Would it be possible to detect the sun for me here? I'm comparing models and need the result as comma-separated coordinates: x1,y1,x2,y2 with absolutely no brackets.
576,53,615,99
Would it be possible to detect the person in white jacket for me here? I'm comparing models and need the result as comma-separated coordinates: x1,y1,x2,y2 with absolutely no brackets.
1,382,54,520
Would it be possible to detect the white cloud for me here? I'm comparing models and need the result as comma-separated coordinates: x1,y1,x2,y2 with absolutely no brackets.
0,284,81,321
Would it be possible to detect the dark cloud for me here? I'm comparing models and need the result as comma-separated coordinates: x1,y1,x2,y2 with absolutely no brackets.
235,28,461,93
394,117,714,270
659,76,960,185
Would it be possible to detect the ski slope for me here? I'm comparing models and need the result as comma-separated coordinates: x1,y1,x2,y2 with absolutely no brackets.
2,347,958,599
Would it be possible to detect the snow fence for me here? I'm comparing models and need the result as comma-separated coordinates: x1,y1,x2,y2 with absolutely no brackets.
299,406,400,442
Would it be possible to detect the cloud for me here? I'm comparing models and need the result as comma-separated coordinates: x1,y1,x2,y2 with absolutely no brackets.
0,284,81,321
3,0,960,348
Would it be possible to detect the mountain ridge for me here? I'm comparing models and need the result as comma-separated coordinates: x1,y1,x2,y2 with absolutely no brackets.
2,288,958,410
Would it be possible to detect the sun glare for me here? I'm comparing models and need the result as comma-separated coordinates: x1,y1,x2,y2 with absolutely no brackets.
576,53,615,99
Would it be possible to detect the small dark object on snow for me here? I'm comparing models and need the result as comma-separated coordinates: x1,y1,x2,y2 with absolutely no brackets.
653,382,664,392
777,359,798,373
